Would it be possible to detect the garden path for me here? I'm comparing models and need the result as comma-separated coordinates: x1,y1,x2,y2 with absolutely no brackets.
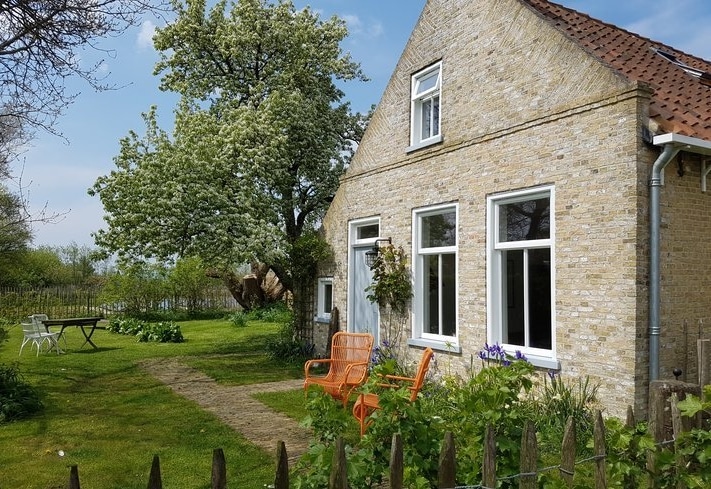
139,357,311,461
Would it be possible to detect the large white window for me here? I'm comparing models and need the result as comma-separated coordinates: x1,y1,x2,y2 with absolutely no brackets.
413,204,458,345
409,62,442,150
487,187,556,367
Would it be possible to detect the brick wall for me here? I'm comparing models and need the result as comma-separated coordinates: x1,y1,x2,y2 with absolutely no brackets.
319,0,711,419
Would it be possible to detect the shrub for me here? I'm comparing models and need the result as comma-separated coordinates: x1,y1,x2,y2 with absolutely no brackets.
264,322,314,364
108,317,184,343
228,311,248,328
0,363,43,423
136,321,184,343
107,316,146,335
534,371,600,454
247,303,292,323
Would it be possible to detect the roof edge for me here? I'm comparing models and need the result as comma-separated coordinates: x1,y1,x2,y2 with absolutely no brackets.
653,133,711,156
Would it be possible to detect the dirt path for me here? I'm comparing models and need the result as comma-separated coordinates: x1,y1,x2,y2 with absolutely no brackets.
139,358,312,461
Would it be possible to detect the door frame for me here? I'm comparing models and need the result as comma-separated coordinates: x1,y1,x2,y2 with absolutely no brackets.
348,217,381,343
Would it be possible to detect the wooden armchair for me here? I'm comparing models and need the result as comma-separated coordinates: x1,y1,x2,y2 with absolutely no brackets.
304,332,374,405
352,347,434,436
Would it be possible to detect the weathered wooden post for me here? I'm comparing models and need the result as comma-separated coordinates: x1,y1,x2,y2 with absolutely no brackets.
593,410,607,489
649,380,701,443
482,424,496,488
519,421,537,489
329,437,348,489
212,448,227,489
698,339,710,394
68,465,80,489
275,441,290,489
390,433,403,489
147,455,162,489
560,417,576,485
438,431,456,489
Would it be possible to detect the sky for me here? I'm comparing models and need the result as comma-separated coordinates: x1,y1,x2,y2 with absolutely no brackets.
14,0,711,249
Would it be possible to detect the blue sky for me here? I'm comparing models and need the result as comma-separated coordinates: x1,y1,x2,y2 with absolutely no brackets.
15,0,711,248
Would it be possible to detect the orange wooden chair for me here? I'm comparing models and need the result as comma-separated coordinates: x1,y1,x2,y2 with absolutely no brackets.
352,347,434,436
304,332,374,406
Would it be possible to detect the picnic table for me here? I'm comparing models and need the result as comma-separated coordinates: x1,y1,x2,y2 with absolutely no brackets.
42,317,104,350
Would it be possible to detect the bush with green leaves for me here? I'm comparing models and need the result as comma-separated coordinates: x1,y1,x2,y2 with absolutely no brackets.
264,321,314,364
136,321,184,343
107,317,183,343
228,311,248,328
0,362,43,423
534,371,600,454
247,303,293,323
107,316,147,335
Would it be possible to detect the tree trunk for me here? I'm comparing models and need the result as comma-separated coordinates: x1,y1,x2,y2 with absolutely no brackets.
206,265,287,311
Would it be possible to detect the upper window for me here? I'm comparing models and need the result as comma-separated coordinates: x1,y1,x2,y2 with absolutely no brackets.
413,204,458,343
487,187,556,367
409,62,442,150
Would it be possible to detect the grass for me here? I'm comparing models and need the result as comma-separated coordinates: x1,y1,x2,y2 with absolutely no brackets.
0,318,307,489
253,388,309,423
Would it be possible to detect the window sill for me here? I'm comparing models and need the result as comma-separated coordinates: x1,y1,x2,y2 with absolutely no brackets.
407,337,461,354
406,134,443,153
313,316,331,324
523,354,560,370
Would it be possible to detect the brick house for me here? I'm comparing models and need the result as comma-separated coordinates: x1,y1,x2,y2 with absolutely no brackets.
315,0,711,418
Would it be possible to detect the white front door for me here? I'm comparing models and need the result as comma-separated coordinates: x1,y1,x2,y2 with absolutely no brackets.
350,245,379,343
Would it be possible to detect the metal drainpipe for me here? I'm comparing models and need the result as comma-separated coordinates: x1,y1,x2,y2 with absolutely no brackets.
649,143,680,382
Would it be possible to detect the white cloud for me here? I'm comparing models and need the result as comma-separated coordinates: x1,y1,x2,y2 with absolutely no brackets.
622,0,711,59
342,14,384,39
136,20,156,50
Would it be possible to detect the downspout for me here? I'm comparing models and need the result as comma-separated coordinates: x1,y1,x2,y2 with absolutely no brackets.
649,143,680,382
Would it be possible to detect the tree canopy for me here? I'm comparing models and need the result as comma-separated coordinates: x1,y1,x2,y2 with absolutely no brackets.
91,0,367,307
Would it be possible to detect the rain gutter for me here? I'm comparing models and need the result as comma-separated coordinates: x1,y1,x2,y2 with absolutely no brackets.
650,133,711,382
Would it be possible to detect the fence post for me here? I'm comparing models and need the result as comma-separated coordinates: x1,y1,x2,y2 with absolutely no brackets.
275,441,289,489
390,433,403,489
438,431,456,489
69,465,80,489
670,394,688,489
482,424,496,489
212,448,227,489
519,420,537,489
147,454,162,489
649,380,701,443
560,416,576,485
626,405,636,428
593,411,607,489
698,339,710,394
329,437,348,489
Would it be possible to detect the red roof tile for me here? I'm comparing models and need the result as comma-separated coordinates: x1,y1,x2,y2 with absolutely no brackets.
521,0,711,141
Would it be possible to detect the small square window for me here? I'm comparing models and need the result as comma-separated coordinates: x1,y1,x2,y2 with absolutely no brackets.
409,62,442,151
316,277,334,321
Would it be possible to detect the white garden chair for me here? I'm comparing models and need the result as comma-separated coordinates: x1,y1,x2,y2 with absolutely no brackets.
19,321,45,356
18,314,61,356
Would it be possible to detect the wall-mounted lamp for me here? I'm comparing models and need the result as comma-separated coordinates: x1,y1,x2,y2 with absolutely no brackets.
365,237,392,268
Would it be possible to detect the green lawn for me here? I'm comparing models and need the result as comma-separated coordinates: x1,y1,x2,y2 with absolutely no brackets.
0,319,306,489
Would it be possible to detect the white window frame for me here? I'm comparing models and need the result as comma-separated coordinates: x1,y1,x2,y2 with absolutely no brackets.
486,186,558,369
315,277,334,322
408,61,443,152
410,203,459,351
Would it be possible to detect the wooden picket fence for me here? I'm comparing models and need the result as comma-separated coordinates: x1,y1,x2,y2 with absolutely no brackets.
62,412,618,489
63,385,700,488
